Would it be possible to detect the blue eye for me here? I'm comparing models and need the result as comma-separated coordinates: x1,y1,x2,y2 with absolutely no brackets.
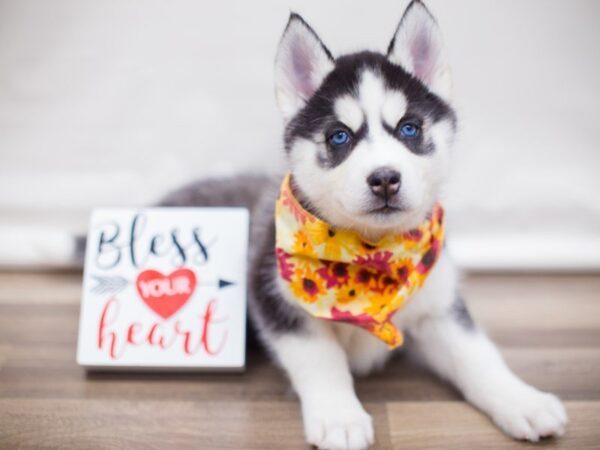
329,130,350,147
399,122,420,139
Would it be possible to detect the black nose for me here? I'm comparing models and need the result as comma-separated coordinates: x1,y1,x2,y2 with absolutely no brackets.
367,168,401,199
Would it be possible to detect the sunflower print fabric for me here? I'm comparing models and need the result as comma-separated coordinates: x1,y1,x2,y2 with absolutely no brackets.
275,174,445,349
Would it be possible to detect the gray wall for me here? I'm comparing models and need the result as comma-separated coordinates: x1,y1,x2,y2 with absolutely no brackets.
1,0,599,270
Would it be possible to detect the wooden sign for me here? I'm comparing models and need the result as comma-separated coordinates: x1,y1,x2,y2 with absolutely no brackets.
76,208,249,370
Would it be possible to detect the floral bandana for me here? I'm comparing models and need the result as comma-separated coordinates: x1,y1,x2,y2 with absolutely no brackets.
274,174,445,349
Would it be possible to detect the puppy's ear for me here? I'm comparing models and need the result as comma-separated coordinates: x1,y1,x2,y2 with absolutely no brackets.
275,13,334,120
387,1,452,101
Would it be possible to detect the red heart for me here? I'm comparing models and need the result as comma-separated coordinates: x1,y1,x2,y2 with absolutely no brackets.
135,268,196,319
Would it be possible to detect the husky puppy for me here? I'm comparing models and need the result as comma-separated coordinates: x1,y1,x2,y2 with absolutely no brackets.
161,2,567,449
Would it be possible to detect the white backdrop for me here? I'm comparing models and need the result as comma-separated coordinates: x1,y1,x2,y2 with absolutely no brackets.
0,0,599,270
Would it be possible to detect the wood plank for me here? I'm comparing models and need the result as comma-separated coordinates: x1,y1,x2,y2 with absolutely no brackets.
0,279,598,402
361,347,600,402
387,401,600,450
2,337,598,402
463,274,600,334
0,272,598,448
0,399,391,450
0,271,82,305
0,399,306,449
0,345,9,371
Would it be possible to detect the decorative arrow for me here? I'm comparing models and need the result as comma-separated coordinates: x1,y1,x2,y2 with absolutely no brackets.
90,274,236,294
199,278,237,290
90,275,130,295
218,279,236,289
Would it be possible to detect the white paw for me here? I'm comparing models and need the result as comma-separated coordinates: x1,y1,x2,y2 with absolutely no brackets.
490,385,568,442
302,398,374,450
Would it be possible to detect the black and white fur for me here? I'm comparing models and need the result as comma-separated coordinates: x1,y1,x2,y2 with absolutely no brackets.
161,3,568,449
10,2,565,448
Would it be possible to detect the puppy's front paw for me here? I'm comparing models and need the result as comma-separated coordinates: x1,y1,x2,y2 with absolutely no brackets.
302,398,374,450
490,385,568,442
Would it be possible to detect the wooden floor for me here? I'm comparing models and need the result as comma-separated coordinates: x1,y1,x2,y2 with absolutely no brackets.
0,272,599,449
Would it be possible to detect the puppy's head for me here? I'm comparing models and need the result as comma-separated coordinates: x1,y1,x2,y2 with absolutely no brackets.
274,1,456,239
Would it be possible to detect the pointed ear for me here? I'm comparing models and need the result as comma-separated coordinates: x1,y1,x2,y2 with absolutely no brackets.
274,13,335,120
387,1,452,101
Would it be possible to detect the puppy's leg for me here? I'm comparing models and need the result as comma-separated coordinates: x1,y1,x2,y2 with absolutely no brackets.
408,296,568,441
270,322,374,450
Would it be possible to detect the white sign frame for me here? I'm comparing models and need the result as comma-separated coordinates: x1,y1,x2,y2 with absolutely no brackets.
77,207,249,371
